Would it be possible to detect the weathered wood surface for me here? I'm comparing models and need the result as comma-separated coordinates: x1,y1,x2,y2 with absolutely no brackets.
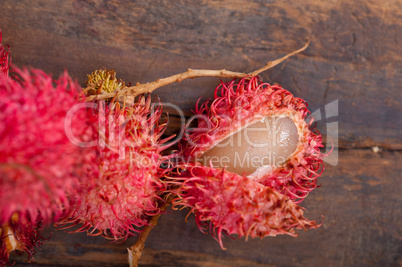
0,0,401,266
7,149,402,267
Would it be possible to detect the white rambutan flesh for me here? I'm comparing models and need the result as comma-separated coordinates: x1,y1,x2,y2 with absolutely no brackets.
199,116,299,176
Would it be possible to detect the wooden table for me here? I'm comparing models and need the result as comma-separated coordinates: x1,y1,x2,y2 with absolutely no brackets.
1,0,401,266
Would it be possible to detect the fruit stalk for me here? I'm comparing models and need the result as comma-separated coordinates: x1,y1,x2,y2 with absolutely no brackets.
86,39,309,101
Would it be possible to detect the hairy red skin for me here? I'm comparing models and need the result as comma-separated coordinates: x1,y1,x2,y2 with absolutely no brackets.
170,164,321,249
0,68,96,264
60,95,176,241
179,76,324,202
0,68,96,224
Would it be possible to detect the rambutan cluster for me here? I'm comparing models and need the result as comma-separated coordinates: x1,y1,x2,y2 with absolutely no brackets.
61,95,175,241
0,27,327,265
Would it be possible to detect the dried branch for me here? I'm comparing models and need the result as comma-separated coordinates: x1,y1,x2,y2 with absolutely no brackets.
248,38,310,77
86,39,309,102
127,196,173,267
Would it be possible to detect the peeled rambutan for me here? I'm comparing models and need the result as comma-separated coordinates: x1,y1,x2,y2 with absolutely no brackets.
180,76,324,202
170,163,320,249
0,30,10,76
171,76,325,247
0,68,96,263
62,95,175,241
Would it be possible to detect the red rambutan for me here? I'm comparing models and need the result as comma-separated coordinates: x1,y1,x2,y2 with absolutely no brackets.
62,95,175,241
172,76,325,247
180,76,324,202
0,68,96,263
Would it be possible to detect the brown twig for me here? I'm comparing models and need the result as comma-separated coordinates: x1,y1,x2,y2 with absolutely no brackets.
248,38,310,77
86,39,310,102
127,196,173,267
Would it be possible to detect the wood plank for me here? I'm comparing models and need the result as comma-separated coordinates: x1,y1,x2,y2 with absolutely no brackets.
0,0,401,148
9,149,402,266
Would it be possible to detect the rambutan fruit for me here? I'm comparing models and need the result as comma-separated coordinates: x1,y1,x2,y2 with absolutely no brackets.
180,76,324,202
0,30,10,76
170,163,320,249
62,94,175,241
0,68,96,263
171,76,325,247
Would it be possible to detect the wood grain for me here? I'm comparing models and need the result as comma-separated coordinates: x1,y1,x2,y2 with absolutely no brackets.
1,0,401,148
8,149,402,266
0,0,401,266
